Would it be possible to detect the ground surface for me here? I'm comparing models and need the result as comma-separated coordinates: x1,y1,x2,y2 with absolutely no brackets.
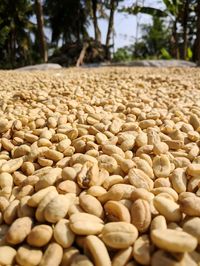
1,67,200,118
0,67,200,265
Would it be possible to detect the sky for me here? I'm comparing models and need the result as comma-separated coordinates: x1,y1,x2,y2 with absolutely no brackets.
87,0,165,50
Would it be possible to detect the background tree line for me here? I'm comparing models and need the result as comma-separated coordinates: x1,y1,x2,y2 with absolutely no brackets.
0,0,200,68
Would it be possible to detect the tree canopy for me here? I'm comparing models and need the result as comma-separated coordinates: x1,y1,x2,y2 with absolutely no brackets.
0,0,200,68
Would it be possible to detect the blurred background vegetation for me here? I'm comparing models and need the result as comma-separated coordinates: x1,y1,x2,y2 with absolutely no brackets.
0,0,200,68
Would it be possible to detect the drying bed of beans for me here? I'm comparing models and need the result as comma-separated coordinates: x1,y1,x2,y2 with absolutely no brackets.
0,67,200,265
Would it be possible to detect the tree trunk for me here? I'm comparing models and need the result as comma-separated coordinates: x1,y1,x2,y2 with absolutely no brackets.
182,0,189,60
9,29,15,67
171,20,179,59
77,2,80,44
195,0,200,66
92,0,101,43
76,42,89,67
105,0,115,60
35,0,48,62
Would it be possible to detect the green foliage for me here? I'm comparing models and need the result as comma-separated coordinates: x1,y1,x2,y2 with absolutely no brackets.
162,0,182,16
113,16,172,62
187,47,193,60
120,0,198,61
120,6,167,17
113,47,132,62
0,25,10,47
44,0,90,44
132,41,148,59
0,0,36,68
123,0,183,20
136,16,171,58
160,48,172,59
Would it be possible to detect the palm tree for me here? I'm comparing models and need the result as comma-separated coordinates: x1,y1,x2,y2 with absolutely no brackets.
0,0,35,67
44,0,89,45
35,0,47,62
